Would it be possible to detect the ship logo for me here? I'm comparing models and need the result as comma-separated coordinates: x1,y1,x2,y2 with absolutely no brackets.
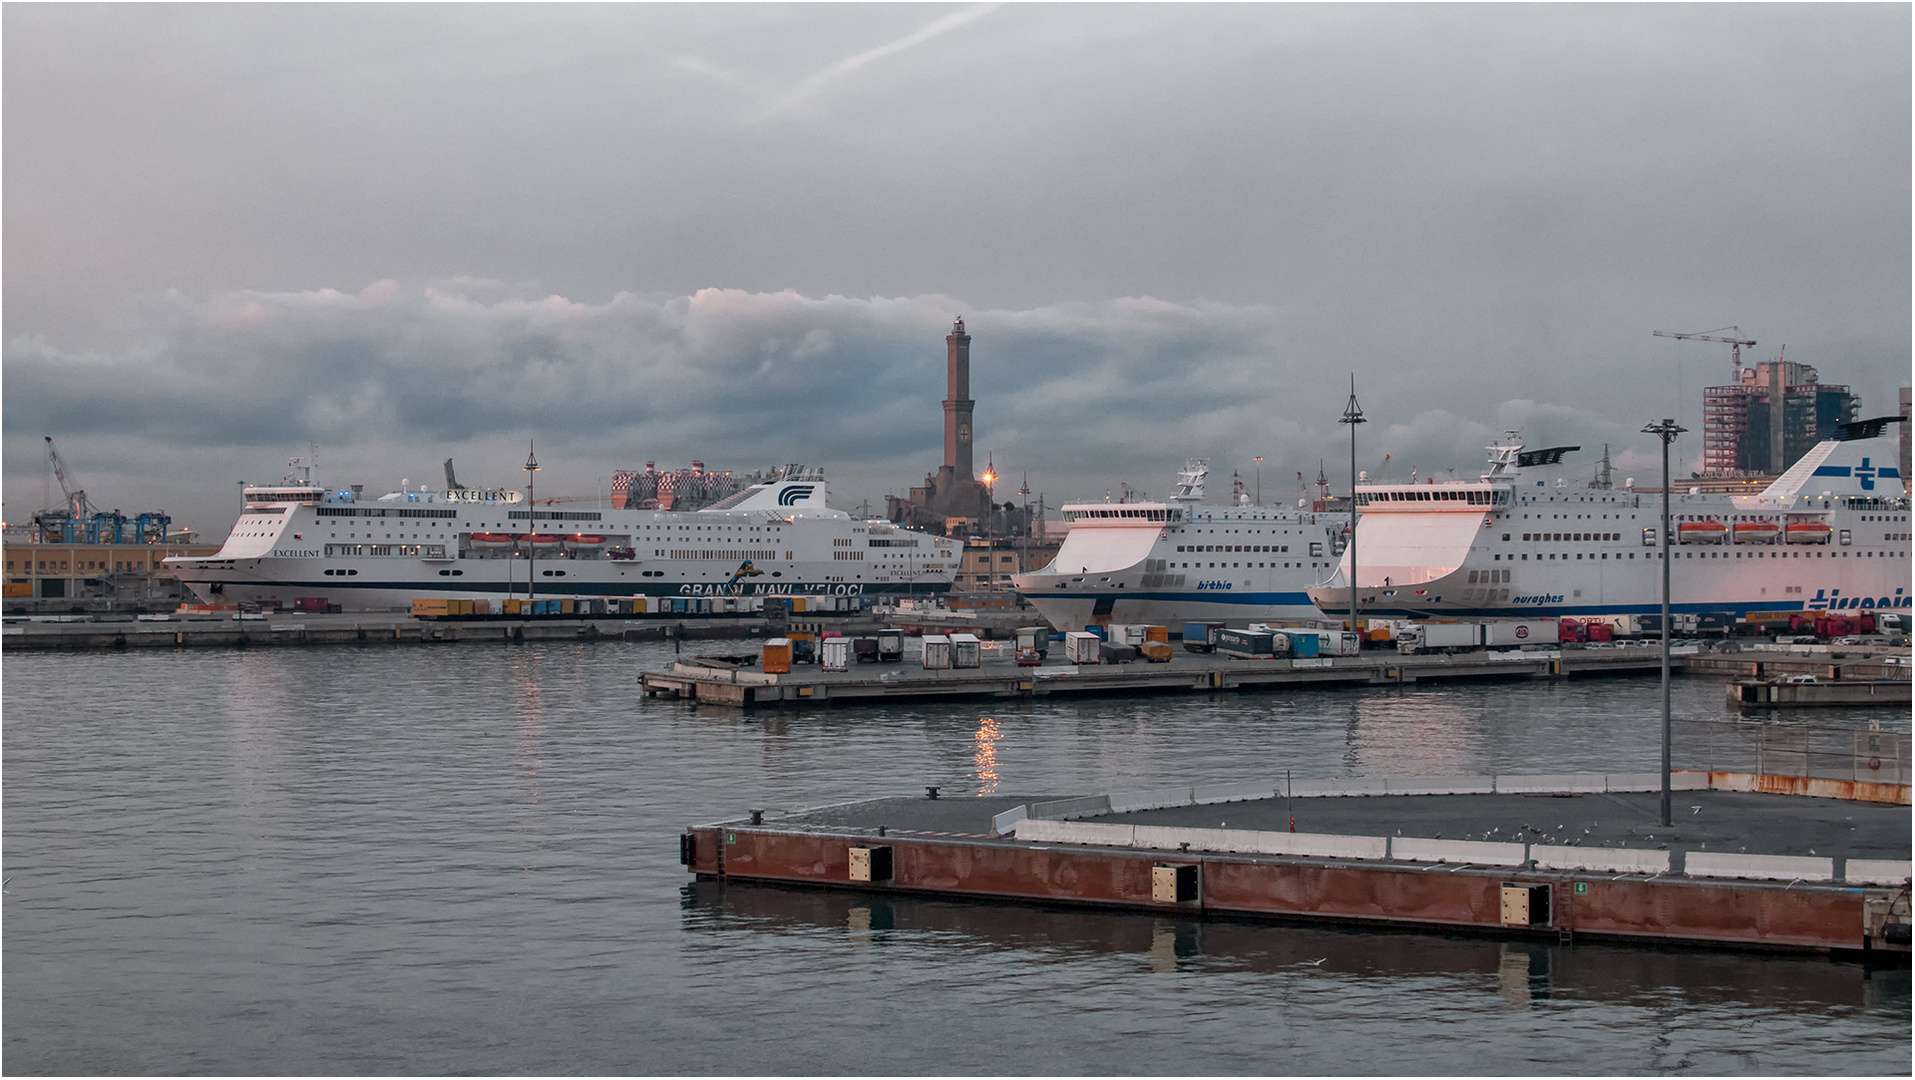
725,561,765,590
1813,457,1897,491
777,485,816,506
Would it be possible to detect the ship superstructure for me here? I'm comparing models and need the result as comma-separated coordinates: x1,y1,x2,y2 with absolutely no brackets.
166,462,960,610
1307,419,1910,620
1011,460,1350,630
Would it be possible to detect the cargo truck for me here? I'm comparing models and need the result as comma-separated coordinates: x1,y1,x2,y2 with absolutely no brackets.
1182,622,1227,653
1065,630,1104,665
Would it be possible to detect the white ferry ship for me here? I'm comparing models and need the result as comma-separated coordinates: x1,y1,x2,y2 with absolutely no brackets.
1306,417,1909,620
1011,461,1351,630
166,462,960,610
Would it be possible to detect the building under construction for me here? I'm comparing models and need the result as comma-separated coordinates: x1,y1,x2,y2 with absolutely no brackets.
1702,359,1858,477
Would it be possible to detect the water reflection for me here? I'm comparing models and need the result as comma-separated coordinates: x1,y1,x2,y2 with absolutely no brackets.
971,717,1002,795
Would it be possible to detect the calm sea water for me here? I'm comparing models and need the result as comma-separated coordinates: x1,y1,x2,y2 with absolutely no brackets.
4,641,1909,1075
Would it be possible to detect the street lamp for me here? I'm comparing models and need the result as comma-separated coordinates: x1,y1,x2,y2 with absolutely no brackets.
1642,418,1685,828
524,440,540,602
1338,376,1365,634
1254,457,1263,507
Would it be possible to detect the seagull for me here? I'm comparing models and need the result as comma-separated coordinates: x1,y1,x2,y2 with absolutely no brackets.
1300,957,1327,967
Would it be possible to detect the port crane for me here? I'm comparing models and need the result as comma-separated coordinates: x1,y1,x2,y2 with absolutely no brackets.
1652,326,1756,382
44,436,92,518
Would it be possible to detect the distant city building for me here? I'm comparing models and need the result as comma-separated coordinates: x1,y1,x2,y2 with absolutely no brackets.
1901,386,1911,493
1701,360,1857,477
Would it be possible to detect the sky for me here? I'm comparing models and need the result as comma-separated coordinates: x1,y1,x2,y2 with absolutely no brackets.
5,4,1909,536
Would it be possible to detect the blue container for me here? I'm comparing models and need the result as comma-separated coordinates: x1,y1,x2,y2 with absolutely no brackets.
1291,633,1319,658
1083,625,1108,641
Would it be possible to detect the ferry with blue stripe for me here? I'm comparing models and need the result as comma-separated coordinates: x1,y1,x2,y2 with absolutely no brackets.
1308,416,1909,621
1011,460,1350,630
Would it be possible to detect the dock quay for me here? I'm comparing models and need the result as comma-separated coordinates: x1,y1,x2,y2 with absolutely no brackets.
641,644,1912,708
0,611,797,650
681,774,1912,956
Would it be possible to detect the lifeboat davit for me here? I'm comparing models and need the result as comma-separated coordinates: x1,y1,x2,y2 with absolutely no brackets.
1676,520,1727,544
1732,521,1780,544
605,545,637,561
468,532,516,549
1784,521,1833,545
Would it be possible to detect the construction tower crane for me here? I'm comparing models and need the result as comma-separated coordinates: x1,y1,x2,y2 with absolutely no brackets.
44,436,92,518
1652,326,1756,383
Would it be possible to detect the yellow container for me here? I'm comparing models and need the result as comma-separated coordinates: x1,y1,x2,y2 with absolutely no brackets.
560,599,575,615
1140,641,1175,663
762,638,793,674
502,598,522,616
790,597,807,613
631,597,648,614
411,598,451,617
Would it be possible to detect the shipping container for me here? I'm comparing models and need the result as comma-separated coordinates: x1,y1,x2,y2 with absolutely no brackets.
876,628,905,662
1216,628,1279,659
1142,625,1170,643
922,634,954,669
411,598,451,617
950,632,982,668
1065,631,1103,665
1014,626,1052,659
821,637,850,672
1181,622,1226,653
1291,632,1319,658
1484,619,1558,647
762,638,793,674
853,638,881,663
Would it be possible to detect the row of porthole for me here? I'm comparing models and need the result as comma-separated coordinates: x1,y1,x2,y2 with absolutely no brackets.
323,569,360,576
436,569,466,576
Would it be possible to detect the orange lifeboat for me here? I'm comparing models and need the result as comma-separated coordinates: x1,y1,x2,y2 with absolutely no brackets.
563,533,607,550
518,533,564,547
1676,520,1727,544
467,532,516,549
1784,521,1833,545
1732,520,1780,544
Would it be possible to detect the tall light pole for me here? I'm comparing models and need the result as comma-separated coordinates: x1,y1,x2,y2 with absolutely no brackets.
1339,377,1365,633
1643,418,1685,828
524,440,540,602
1254,457,1263,507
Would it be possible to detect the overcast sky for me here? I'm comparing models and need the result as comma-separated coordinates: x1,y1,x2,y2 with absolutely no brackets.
6,4,1908,534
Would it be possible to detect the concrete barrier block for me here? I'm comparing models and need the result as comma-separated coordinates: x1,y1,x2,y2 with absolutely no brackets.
1015,819,1135,847
1496,774,1605,794
1387,775,1493,796
1192,781,1278,805
1605,773,1663,793
1129,824,1198,851
1029,795,1111,821
1107,786,1195,815
1670,771,1710,791
1287,832,1390,860
1843,859,1912,886
1531,845,1670,875
990,804,1029,836
1391,836,1527,866
1684,851,1833,882
1291,777,1387,798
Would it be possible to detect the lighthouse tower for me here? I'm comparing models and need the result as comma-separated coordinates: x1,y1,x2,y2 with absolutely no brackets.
943,316,975,483
886,317,995,533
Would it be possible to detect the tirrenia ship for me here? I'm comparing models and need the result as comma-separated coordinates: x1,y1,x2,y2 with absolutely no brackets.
1307,417,1909,620
166,461,961,610
1011,460,1351,631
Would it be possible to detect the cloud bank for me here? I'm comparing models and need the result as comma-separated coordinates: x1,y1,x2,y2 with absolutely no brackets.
5,283,1723,529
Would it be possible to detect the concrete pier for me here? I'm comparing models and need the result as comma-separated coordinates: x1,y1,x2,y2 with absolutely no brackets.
682,773,1912,955
641,645,1912,708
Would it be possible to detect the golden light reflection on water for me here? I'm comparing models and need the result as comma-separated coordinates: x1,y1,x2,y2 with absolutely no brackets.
972,717,1001,795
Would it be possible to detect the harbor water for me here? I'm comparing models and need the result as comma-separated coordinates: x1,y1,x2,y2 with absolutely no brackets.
4,642,1909,1074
